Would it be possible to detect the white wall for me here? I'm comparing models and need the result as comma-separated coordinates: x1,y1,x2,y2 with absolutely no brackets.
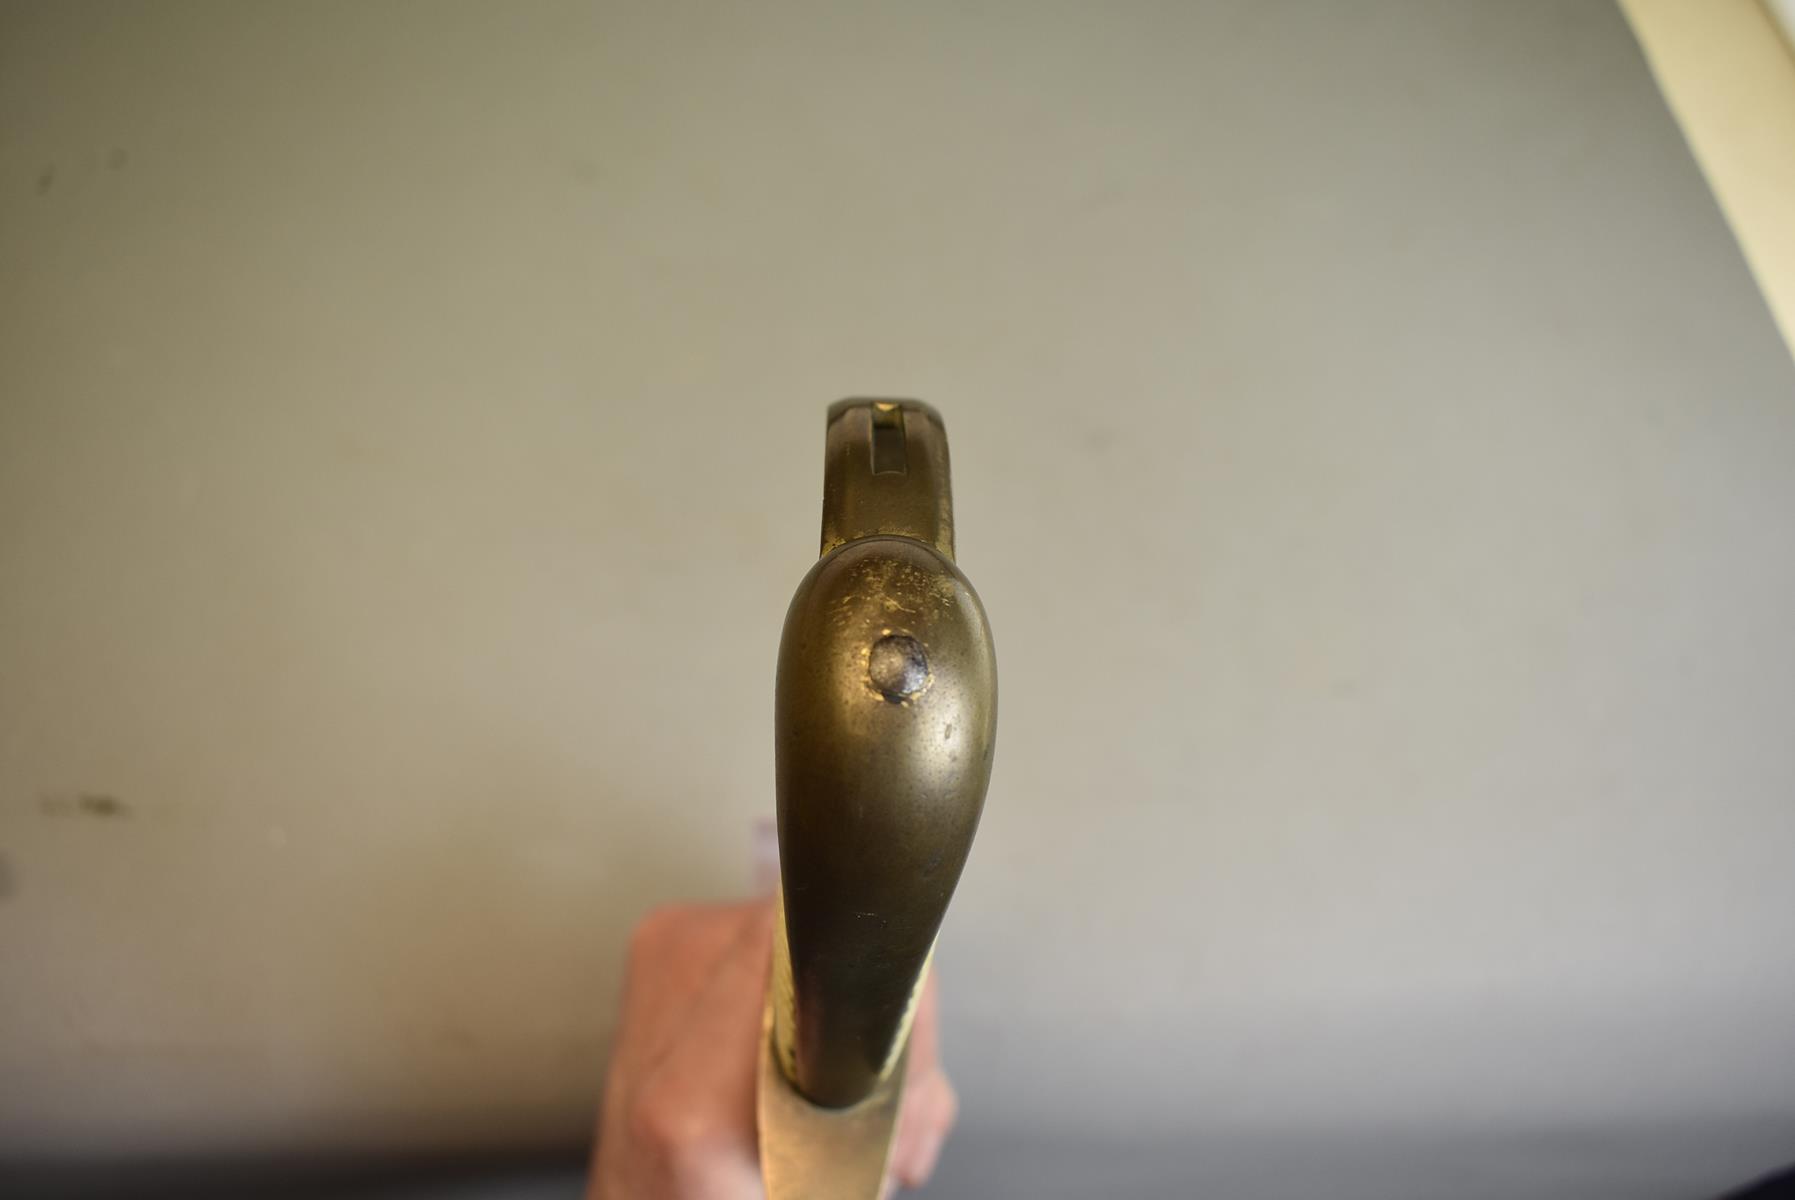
3,2,1794,1194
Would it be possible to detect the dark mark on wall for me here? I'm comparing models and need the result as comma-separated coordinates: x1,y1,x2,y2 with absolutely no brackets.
39,792,131,819
0,854,13,901
78,793,127,817
35,165,53,195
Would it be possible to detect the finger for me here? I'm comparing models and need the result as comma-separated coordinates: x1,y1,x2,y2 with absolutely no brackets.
666,899,773,1055
597,901,776,1199
621,901,761,1025
615,910,707,1055
649,898,775,1127
889,1066,957,1190
905,967,942,1078
887,965,954,1189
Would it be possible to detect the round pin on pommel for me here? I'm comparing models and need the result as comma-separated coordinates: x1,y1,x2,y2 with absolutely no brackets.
868,634,928,701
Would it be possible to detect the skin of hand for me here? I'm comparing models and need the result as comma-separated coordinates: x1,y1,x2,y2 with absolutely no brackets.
588,898,958,1199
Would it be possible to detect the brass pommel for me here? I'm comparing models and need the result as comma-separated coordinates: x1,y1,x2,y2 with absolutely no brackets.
771,400,998,1108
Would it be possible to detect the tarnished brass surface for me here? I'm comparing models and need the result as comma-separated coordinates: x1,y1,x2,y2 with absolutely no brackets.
769,399,997,1116
819,399,955,559
757,955,909,1200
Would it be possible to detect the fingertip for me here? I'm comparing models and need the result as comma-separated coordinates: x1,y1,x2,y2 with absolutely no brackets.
906,970,944,1077
890,1067,957,1190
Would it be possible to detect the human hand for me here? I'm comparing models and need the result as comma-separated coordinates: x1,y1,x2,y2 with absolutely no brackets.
588,898,958,1199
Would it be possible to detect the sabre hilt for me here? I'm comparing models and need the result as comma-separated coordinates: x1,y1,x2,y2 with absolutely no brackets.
771,399,998,1108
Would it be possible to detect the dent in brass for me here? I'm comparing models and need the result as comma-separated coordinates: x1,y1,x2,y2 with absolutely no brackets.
772,399,998,1110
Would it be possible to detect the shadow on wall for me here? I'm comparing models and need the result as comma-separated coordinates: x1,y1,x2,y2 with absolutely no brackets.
0,1153,587,1200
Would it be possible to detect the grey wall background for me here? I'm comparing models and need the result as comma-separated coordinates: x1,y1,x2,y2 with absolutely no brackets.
3,2,1794,1197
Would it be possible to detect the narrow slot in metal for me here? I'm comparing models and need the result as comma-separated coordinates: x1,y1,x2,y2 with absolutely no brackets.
870,403,907,475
